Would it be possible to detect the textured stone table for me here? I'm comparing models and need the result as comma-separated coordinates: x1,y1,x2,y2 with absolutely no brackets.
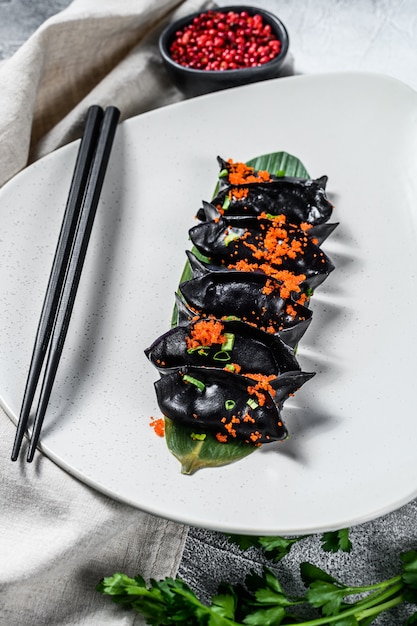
0,0,70,60
2,1,417,624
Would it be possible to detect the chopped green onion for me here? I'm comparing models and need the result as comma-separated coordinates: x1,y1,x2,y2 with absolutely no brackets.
224,230,240,246
183,374,205,391
276,169,285,177
225,400,236,410
190,432,206,441
221,333,235,351
222,195,231,210
218,168,228,178
186,346,209,356
224,364,236,372
213,350,231,362
247,398,258,409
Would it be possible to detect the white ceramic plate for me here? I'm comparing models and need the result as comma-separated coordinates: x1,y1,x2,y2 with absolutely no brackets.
1,72,417,535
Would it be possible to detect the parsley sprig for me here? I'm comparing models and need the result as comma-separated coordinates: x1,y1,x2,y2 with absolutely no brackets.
226,528,352,562
97,549,417,625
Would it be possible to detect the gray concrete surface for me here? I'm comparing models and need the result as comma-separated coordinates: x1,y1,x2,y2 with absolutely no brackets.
0,0,70,59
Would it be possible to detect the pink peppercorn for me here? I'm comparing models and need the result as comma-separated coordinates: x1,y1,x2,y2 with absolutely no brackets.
169,10,282,71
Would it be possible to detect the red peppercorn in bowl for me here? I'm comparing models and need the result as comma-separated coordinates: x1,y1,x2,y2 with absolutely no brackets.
159,6,289,97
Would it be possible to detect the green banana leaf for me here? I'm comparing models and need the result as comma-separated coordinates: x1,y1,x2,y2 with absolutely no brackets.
165,418,254,475
166,152,310,475
246,151,309,178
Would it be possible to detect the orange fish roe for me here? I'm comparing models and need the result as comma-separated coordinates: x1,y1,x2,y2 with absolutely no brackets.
226,159,272,185
229,259,259,273
149,417,165,437
286,304,297,318
229,187,249,201
255,215,307,261
264,270,306,299
224,415,241,438
297,292,308,306
224,362,242,374
224,211,309,300
249,431,262,443
262,278,275,296
228,258,306,300
186,319,226,350
225,160,272,202
216,432,228,443
245,373,276,405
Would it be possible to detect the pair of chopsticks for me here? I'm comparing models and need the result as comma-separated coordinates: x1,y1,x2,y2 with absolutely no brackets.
11,105,120,462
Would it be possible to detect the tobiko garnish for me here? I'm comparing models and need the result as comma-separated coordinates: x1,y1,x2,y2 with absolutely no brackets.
169,10,282,71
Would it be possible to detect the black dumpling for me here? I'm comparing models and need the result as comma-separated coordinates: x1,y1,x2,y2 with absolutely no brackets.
179,267,312,333
189,217,335,291
195,201,338,245
154,366,286,444
145,318,300,376
208,176,333,225
154,367,314,444
173,293,312,349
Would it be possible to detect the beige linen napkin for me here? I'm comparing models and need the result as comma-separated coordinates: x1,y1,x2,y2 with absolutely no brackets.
0,0,211,624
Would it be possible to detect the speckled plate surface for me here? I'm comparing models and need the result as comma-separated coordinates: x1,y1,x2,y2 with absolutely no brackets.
1,72,417,535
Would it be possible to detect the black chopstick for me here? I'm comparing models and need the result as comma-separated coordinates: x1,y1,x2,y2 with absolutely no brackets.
11,105,120,462
11,105,104,461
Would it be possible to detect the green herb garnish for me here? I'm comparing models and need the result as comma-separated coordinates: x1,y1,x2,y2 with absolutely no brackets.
321,528,352,553
98,549,417,624
224,230,240,246
213,351,231,362
190,432,206,441
182,374,205,391
222,195,231,210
